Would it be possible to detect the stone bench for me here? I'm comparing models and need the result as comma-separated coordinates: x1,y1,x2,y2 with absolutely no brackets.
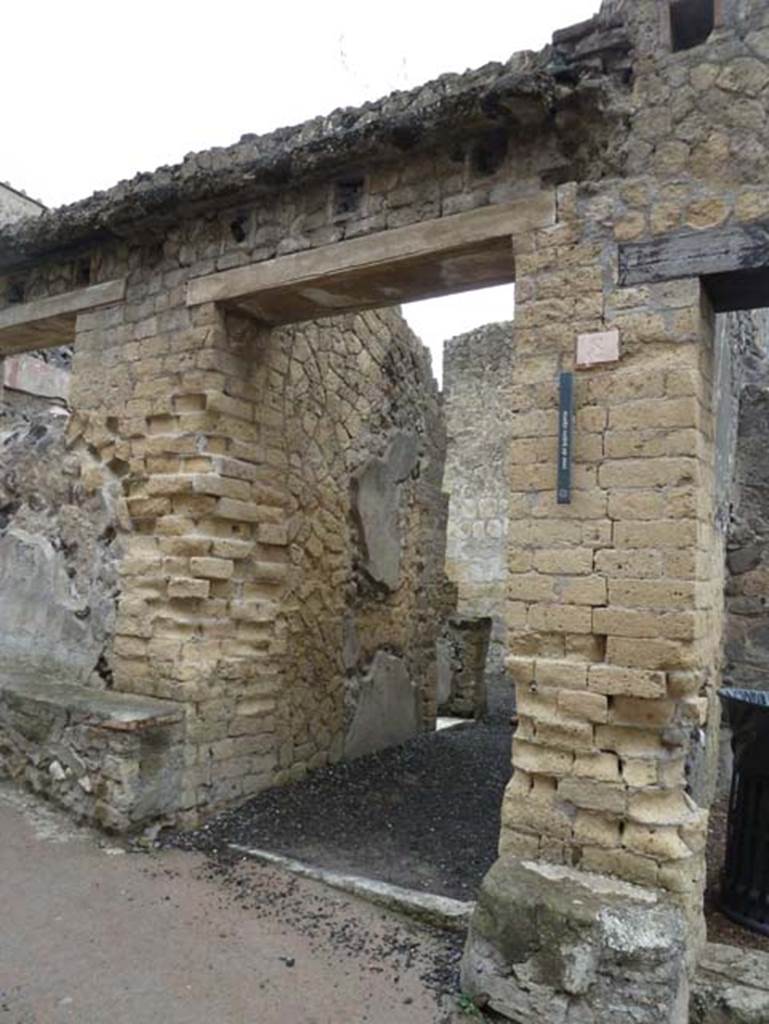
0,672,184,831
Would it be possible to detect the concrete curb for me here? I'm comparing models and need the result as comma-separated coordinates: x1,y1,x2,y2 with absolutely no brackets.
228,843,474,932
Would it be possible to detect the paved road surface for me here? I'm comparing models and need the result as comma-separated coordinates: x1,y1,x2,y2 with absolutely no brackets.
0,783,464,1024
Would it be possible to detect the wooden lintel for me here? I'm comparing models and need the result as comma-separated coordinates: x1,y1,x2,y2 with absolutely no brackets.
619,223,769,289
0,278,126,354
186,194,554,319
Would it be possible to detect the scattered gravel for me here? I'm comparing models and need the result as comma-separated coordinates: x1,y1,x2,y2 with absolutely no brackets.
185,855,468,1007
166,702,513,903
165,677,767,959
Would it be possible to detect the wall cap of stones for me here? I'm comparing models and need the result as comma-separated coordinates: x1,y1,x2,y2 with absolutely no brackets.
0,16,632,269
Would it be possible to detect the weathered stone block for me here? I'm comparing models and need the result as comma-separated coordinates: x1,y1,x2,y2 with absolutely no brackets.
189,556,235,580
343,651,419,759
558,777,627,815
574,811,621,849
588,664,667,698
461,858,689,1024
351,431,418,591
168,577,210,599
0,676,184,830
558,689,608,723
691,943,769,1024
514,739,573,777
573,751,621,782
536,659,589,689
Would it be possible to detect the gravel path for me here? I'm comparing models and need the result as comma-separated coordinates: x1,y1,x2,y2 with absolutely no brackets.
169,713,514,902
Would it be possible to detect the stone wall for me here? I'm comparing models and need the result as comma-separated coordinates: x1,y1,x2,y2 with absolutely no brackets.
236,307,449,782
0,298,449,821
47,289,449,817
723,312,769,691
444,322,514,690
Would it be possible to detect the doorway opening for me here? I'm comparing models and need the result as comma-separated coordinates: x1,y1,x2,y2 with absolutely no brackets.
169,282,519,903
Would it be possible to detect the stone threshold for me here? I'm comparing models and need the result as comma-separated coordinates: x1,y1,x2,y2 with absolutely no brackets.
228,842,474,933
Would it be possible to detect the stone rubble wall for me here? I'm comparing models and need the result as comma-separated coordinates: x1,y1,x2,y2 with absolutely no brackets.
443,322,515,692
723,312,769,691
0,679,185,831
0,27,631,269
0,398,122,687
690,942,769,1023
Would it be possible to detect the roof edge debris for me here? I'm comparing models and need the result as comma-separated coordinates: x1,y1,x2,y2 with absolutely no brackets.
0,7,631,269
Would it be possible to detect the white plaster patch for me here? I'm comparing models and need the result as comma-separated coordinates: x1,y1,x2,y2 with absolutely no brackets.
575,329,621,369
599,907,669,952
4,354,70,400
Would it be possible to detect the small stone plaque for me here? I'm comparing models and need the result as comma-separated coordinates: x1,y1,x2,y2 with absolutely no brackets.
575,329,621,369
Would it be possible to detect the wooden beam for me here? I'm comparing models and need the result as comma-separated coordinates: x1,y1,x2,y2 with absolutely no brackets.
0,278,126,354
186,194,554,321
0,278,126,332
619,223,769,288
228,237,515,325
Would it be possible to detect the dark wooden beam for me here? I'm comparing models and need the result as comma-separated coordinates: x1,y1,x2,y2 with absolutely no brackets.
619,222,769,289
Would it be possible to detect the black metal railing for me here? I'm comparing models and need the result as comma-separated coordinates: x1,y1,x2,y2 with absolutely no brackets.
720,688,769,936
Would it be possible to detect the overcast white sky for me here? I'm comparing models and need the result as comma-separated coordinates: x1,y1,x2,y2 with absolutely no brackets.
1,0,598,384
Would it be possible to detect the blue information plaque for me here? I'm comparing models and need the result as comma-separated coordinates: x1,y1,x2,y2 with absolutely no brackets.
557,372,573,505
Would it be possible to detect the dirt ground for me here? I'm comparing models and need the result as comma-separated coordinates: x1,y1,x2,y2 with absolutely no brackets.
168,715,514,902
0,782,468,1024
5,674,763,1024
